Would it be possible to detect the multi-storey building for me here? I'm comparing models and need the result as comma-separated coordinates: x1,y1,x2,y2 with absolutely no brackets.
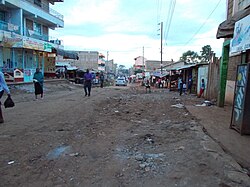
0,0,64,82
134,56,146,70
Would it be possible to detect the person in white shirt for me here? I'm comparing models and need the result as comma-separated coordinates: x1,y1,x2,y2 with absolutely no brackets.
0,71,11,123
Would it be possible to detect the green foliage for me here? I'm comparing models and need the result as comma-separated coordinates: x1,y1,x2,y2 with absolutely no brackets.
180,50,200,63
179,45,213,63
200,45,212,62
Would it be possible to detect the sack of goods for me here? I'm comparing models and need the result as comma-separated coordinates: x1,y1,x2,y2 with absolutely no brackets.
4,96,15,108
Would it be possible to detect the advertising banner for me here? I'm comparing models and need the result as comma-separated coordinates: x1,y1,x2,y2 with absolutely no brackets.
230,14,250,55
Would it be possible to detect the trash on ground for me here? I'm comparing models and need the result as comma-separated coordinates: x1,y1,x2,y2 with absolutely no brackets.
47,145,71,160
171,103,184,109
8,160,15,165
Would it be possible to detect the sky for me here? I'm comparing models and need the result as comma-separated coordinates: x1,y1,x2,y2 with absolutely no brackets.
50,0,227,68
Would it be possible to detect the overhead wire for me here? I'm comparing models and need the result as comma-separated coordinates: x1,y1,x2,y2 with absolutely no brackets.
183,0,223,46
167,0,223,60
164,0,176,46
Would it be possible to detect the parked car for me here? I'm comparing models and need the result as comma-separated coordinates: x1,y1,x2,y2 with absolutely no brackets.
75,69,85,84
115,77,127,86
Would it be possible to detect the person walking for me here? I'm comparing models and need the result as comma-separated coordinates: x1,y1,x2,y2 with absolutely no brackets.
179,78,183,96
0,71,11,123
100,72,104,88
84,69,92,96
33,68,44,100
187,75,193,94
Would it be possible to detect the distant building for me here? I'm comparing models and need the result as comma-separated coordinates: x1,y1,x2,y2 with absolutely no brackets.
134,56,146,70
145,60,173,72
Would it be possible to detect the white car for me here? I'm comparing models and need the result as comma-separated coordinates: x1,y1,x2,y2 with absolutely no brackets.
115,77,127,86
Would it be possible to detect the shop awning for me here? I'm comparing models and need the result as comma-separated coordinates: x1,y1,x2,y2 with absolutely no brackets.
52,48,79,60
216,6,250,39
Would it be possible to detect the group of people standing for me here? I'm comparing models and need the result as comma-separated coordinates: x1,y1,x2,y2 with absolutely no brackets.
178,75,205,97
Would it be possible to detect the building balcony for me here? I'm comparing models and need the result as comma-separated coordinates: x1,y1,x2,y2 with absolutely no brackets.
2,0,64,28
24,28,64,45
24,0,63,21
0,20,21,34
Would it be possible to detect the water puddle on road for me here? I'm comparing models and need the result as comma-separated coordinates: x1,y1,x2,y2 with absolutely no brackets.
46,145,71,160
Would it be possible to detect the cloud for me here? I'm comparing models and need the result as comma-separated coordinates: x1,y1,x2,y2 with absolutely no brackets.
63,0,120,26
50,0,226,68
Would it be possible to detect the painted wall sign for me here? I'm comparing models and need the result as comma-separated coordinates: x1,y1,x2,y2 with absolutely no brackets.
230,14,250,55
231,64,250,134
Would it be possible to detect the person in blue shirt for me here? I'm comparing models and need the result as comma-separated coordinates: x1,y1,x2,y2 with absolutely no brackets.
83,69,92,96
0,71,11,123
33,68,44,100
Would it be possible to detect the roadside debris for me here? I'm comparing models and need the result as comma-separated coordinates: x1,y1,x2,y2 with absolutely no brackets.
8,160,15,165
195,100,214,107
171,103,184,109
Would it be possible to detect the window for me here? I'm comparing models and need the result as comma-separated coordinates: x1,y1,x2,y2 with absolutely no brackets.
238,0,250,10
34,0,42,7
0,11,5,21
234,0,250,13
34,22,42,35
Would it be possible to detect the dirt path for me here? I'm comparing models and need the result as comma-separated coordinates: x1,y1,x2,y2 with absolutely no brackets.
0,82,249,187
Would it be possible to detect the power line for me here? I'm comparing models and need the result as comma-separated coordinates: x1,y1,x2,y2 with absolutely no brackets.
184,0,222,46
164,0,176,46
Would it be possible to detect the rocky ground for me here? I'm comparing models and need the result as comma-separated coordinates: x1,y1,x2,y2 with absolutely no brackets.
0,81,249,187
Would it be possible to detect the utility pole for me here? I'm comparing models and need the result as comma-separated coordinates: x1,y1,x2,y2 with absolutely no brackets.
143,46,144,72
107,51,109,62
160,22,163,75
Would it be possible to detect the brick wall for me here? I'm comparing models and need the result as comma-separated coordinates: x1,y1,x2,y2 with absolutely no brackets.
228,0,234,18
227,55,242,81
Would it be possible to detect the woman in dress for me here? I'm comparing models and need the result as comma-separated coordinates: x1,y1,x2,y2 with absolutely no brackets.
33,68,44,100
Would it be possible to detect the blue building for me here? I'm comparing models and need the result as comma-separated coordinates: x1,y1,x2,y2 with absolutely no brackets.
0,0,65,82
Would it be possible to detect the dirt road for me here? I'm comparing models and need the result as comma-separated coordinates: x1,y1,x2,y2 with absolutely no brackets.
0,81,249,187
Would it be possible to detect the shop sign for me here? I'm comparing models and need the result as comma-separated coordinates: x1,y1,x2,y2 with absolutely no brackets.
44,42,53,52
23,37,52,52
23,37,44,51
230,14,250,55
0,32,22,47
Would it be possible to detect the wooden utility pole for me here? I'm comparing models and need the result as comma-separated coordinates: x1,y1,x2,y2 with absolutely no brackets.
160,22,163,75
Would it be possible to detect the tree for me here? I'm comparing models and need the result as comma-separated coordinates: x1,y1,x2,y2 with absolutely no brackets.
118,65,125,70
180,50,200,63
200,45,213,62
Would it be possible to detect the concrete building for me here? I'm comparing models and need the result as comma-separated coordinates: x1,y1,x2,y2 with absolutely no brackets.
216,0,250,106
0,0,65,82
145,60,172,72
134,56,146,70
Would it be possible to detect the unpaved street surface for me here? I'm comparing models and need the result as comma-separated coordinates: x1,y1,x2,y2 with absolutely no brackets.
0,82,250,187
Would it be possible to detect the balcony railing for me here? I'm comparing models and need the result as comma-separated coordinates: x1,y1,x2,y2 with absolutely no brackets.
24,28,64,45
25,28,49,41
22,0,64,21
0,20,21,34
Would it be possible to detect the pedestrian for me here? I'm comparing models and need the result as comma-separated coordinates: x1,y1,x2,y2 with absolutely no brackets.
187,75,193,94
0,71,11,123
100,72,104,88
177,77,182,92
84,69,92,96
64,66,68,79
158,78,162,88
198,78,205,98
179,78,183,96
33,68,44,100
145,79,151,93
183,82,187,94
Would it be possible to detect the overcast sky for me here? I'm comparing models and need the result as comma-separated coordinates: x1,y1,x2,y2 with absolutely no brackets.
50,0,226,68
